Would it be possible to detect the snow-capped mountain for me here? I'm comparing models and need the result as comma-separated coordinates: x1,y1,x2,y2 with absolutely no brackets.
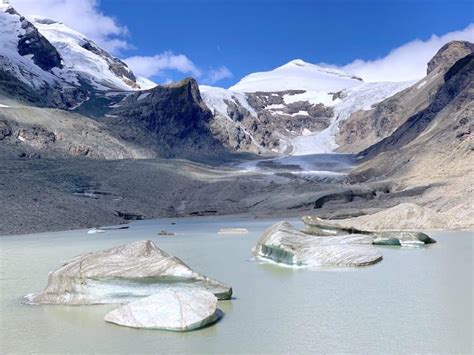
0,5,154,97
202,59,414,155
31,16,155,91
229,59,363,93
0,6,220,159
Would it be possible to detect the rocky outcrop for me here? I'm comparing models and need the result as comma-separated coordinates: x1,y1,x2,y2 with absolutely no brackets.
16,126,56,148
108,78,225,157
313,188,376,209
201,86,335,154
0,120,12,140
427,41,474,75
25,240,232,305
253,221,383,267
6,8,63,72
104,288,221,331
80,39,138,89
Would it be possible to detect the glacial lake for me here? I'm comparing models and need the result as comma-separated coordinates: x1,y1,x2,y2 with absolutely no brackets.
1,217,472,354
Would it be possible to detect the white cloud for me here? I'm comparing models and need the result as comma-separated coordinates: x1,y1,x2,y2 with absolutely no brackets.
203,66,233,84
124,52,202,78
340,24,474,82
12,0,129,53
10,0,232,83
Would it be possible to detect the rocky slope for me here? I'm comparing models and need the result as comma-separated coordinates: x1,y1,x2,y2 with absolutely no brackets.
348,49,474,228
336,40,474,153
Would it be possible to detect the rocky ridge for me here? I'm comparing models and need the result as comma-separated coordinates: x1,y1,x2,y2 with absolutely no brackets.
336,40,474,153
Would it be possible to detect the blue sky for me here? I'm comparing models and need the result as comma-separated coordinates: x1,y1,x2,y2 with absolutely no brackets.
13,0,474,86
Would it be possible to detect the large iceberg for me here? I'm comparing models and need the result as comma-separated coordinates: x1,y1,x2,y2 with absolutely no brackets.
253,218,436,268
26,240,232,305
253,221,383,267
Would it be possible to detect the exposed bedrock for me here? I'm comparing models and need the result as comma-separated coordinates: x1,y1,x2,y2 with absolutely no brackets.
104,288,222,331
313,188,376,209
253,221,383,267
25,240,232,305
7,7,64,72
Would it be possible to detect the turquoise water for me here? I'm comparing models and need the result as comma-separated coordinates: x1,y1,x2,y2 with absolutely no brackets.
1,217,472,354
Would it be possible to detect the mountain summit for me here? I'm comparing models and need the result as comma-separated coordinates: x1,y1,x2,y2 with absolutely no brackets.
229,59,363,93
0,6,153,94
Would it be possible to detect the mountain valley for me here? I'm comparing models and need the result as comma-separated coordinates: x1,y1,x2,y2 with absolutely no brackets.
0,5,472,235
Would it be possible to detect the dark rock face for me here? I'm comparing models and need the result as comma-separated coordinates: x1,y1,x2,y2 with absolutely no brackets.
0,68,88,109
16,126,56,146
0,121,12,140
314,189,376,209
81,40,138,89
337,95,406,149
6,8,63,72
210,90,334,153
427,41,474,75
108,78,223,156
360,53,474,159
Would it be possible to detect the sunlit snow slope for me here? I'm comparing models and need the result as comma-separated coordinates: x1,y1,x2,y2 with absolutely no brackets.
230,59,363,93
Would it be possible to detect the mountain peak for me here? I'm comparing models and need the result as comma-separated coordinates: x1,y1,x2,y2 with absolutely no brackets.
230,59,363,93
427,40,474,75
0,1,10,12
287,59,309,66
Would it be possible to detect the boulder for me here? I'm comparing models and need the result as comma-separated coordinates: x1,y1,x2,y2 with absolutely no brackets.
253,222,382,267
26,240,232,305
104,288,221,331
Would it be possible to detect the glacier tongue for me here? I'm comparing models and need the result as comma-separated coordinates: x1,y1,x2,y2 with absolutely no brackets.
288,81,415,155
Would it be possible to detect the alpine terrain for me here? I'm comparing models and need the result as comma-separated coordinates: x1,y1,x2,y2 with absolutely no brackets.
0,4,472,235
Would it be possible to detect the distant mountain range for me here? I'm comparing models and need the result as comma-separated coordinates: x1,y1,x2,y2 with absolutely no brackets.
1,5,471,161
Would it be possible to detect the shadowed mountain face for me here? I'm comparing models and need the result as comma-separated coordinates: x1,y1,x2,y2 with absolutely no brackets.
336,40,474,154
360,53,473,159
106,78,225,157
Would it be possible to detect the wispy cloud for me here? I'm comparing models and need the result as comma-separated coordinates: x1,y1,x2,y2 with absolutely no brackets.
203,66,233,84
13,0,130,54
124,52,202,78
340,24,474,82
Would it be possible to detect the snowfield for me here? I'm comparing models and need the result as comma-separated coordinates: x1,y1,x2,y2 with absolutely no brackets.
229,59,363,93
